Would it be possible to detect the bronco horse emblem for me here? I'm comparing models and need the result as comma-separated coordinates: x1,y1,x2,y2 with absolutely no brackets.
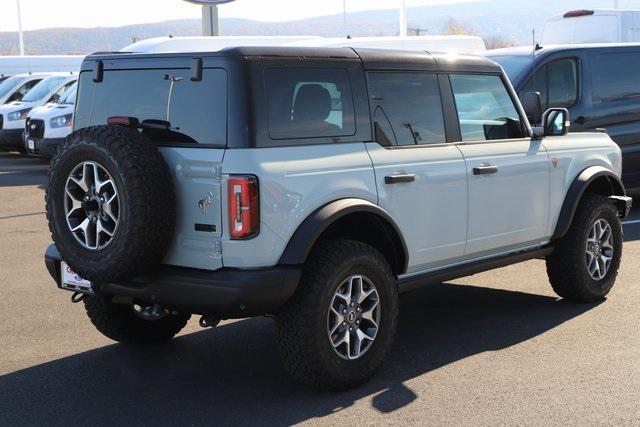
198,192,214,214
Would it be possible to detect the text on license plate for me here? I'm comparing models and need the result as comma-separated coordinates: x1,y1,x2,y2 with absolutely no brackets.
60,261,93,294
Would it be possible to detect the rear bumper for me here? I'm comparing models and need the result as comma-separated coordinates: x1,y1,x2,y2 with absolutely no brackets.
0,129,24,148
24,135,64,158
45,244,301,318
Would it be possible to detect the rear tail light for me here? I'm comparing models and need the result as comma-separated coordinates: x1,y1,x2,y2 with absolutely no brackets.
228,175,259,239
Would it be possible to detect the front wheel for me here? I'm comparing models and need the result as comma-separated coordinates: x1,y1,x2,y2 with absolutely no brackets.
275,239,398,390
547,194,623,302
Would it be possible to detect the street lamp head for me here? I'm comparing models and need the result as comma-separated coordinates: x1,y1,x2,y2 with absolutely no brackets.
182,0,236,4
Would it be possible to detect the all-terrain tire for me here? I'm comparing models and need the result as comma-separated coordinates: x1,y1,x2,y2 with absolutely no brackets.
275,239,399,391
45,125,176,282
547,194,623,302
84,295,190,344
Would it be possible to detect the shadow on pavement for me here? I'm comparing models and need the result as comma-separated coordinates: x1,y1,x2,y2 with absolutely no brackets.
0,282,597,426
0,150,49,188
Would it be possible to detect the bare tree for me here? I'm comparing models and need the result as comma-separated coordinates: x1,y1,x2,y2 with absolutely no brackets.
484,36,514,49
440,19,478,36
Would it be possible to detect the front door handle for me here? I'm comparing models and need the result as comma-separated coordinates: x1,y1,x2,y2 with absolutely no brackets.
473,165,498,175
385,173,416,184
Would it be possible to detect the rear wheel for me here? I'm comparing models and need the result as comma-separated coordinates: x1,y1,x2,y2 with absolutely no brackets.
276,239,398,390
547,194,623,302
84,295,190,344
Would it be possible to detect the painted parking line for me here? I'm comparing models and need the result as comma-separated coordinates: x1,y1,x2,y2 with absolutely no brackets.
622,220,640,225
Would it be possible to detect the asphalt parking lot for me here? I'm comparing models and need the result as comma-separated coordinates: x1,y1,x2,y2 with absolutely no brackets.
1,148,639,426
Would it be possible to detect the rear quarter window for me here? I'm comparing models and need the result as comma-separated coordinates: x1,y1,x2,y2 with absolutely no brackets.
265,67,356,140
74,68,227,147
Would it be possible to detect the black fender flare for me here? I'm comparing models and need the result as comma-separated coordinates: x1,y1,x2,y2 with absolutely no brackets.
553,166,626,239
278,198,409,274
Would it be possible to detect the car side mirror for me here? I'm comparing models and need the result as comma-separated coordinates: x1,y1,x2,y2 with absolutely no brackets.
542,108,570,137
521,92,543,125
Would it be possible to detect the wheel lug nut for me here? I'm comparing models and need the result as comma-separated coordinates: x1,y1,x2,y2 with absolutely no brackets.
349,327,353,332
342,310,346,314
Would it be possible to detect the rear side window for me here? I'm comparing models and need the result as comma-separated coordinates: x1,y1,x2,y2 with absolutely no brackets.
265,68,355,140
450,74,525,142
593,52,640,102
368,72,445,146
75,68,227,146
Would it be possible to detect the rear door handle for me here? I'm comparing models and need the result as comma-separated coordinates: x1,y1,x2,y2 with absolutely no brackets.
385,173,416,184
473,165,498,175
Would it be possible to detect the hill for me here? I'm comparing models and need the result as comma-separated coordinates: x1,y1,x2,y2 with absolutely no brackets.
0,0,614,54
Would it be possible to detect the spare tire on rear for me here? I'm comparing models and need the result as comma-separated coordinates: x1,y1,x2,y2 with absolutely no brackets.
46,125,176,283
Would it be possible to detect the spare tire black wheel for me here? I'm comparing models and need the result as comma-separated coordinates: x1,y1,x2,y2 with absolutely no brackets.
46,125,176,283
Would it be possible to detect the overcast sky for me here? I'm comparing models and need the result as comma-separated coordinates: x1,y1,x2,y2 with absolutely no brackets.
0,0,478,31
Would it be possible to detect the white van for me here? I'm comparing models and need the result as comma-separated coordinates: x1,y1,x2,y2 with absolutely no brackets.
0,56,83,75
0,73,77,150
24,81,77,158
122,36,323,53
0,73,50,105
286,35,486,53
542,9,640,44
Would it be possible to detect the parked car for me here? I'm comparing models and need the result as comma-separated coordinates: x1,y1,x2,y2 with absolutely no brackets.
0,73,48,105
486,43,640,190
43,47,630,390
542,9,640,44
24,81,77,158
0,73,76,151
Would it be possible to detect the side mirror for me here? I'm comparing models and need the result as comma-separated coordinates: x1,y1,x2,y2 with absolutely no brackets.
542,108,570,137
521,92,543,125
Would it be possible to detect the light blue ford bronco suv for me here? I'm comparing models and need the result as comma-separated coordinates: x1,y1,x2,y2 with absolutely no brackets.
44,47,631,390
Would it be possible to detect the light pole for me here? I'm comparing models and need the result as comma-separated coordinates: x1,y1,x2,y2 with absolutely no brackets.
16,0,25,55
399,0,407,37
183,0,237,36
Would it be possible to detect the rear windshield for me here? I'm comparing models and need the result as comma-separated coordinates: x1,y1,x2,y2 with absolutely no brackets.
23,76,66,102
265,67,356,140
75,68,227,146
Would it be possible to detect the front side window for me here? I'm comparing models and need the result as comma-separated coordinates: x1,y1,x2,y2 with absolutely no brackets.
22,76,66,102
49,80,77,103
450,74,525,142
7,78,41,102
520,59,578,109
265,68,355,140
368,72,445,146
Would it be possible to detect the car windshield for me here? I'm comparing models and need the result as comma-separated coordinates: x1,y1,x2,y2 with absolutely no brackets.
0,76,26,99
59,82,77,105
486,55,533,83
22,76,66,102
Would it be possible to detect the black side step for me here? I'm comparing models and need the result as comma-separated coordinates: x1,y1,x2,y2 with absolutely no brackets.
397,246,554,294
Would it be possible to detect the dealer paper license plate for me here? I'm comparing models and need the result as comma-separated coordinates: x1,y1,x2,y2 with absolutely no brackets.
60,261,93,294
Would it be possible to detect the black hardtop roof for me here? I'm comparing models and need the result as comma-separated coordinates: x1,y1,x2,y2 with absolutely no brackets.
83,46,501,73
